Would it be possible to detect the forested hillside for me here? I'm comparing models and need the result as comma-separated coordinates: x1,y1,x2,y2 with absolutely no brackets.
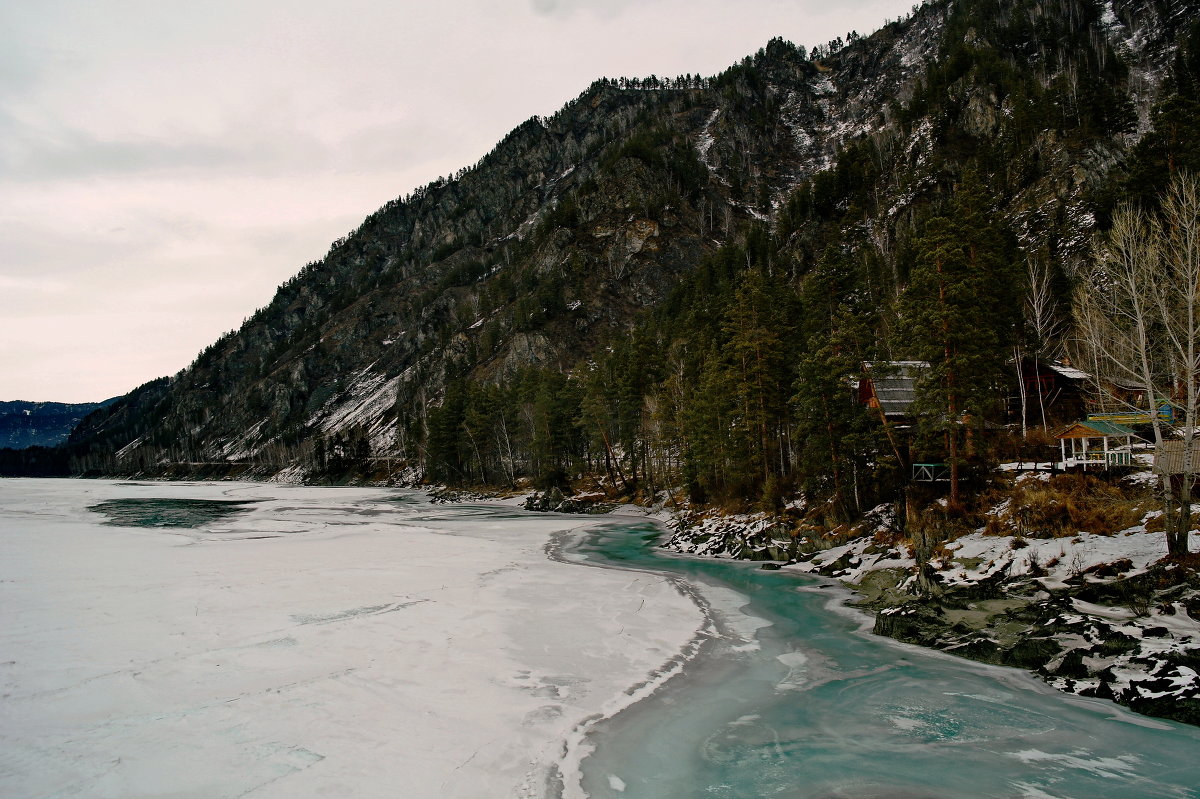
51,0,1200,526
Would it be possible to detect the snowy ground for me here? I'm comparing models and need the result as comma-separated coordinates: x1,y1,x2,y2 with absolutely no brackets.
0,479,702,799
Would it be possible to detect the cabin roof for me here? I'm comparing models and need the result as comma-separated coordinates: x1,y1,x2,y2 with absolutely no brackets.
1056,420,1137,439
1015,358,1090,381
1154,440,1200,474
1046,362,1090,381
861,361,930,417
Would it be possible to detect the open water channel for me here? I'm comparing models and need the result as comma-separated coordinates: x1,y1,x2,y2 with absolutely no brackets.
564,518,1200,799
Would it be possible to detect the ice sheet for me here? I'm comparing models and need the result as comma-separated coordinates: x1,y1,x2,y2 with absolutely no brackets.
0,479,702,798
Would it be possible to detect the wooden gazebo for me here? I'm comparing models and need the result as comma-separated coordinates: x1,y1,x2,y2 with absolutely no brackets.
1055,419,1136,470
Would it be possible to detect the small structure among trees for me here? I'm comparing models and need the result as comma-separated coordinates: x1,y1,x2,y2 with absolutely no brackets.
1011,359,1088,427
1055,419,1137,470
857,361,930,420
911,462,950,482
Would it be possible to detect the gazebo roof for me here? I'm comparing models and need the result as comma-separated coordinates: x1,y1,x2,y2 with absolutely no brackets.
1056,420,1137,439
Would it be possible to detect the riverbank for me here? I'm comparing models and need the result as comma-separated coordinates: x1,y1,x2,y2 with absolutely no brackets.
548,506,1200,798
652,472,1200,727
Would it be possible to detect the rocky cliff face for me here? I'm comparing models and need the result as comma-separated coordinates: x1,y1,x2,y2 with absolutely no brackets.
67,0,1198,481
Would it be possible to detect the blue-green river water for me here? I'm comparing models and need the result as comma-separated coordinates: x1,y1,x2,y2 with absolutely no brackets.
564,518,1200,799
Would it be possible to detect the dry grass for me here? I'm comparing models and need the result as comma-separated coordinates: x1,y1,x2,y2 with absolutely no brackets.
984,473,1153,538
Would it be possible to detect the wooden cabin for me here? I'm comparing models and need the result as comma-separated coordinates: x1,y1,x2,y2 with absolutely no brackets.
1010,359,1088,426
857,361,930,420
1086,377,1155,418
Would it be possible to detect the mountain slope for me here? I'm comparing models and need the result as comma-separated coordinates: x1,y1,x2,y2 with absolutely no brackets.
65,0,1199,495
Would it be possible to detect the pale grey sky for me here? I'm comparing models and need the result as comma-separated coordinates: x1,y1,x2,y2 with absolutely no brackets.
2,0,916,403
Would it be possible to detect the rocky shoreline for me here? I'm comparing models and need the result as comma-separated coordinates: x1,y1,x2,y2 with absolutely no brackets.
513,481,1200,727
661,501,1200,727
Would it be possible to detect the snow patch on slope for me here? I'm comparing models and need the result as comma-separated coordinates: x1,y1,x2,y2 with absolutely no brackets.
309,365,401,452
221,419,269,460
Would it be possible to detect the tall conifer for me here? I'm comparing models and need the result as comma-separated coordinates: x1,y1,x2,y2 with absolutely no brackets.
902,180,1019,507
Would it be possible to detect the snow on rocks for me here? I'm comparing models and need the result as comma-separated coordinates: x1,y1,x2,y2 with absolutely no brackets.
695,108,723,180
662,509,797,561
939,528,1176,589
658,490,1200,725
308,365,401,453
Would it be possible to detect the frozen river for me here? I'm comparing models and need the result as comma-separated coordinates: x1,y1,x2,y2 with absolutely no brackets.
3,479,1200,798
0,480,699,798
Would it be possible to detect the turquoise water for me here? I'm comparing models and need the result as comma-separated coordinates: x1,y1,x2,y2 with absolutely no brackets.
567,520,1200,799
88,497,253,528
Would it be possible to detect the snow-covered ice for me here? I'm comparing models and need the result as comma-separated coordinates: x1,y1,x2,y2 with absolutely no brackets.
0,479,702,798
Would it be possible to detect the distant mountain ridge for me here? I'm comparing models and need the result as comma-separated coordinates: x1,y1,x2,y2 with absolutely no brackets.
0,399,117,449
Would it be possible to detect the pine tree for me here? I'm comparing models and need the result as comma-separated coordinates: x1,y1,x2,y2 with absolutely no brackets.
426,381,467,483
901,181,1019,507
721,267,790,488
793,248,880,521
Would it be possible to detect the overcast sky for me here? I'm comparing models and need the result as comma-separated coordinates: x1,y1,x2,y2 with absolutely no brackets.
2,0,916,403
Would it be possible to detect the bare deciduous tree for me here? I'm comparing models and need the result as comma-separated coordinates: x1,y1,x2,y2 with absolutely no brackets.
1074,173,1200,557
1026,251,1064,428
